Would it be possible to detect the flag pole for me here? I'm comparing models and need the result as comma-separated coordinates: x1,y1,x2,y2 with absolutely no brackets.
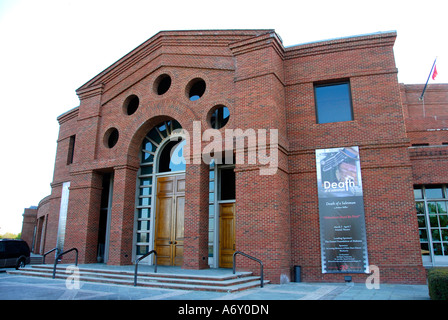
419,57,437,101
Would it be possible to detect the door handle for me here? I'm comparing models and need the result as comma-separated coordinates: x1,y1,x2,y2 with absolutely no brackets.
169,241,173,244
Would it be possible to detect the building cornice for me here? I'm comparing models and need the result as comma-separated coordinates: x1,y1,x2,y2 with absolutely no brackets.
285,31,397,59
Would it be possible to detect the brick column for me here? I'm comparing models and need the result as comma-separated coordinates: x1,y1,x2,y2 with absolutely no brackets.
183,160,210,269
107,165,138,265
64,170,103,264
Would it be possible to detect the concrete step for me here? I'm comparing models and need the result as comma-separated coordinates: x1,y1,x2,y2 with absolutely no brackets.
8,265,268,292
29,255,43,265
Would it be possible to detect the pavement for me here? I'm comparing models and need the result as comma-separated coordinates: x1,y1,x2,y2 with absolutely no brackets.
0,269,430,301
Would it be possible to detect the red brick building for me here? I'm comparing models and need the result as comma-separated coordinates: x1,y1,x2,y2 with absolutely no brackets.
22,30,448,284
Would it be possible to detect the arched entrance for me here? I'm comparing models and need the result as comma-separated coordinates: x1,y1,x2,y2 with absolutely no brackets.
133,119,186,265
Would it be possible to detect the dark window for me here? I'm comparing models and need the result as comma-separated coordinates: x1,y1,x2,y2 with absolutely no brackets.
210,106,230,129
67,135,76,165
105,128,119,148
154,74,172,95
314,81,353,124
187,78,206,101
220,168,235,200
124,95,139,115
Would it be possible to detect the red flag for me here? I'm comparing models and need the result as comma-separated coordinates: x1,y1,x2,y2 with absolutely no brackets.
432,64,438,80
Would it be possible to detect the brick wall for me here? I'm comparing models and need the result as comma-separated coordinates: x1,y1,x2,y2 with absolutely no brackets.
27,30,446,284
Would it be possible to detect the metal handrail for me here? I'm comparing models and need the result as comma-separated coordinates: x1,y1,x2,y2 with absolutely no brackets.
232,251,264,288
52,248,78,279
134,250,157,286
42,247,59,264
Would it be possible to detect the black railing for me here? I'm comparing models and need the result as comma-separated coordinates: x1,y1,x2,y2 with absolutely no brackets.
52,248,78,279
232,251,264,288
42,247,59,264
134,250,157,286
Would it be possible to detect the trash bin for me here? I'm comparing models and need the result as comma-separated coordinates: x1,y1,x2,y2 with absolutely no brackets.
294,266,301,282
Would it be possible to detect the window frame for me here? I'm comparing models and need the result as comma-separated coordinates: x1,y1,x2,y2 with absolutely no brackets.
414,185,448,265
314,80,354,124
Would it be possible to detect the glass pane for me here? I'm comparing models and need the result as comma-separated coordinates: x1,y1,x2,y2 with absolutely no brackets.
414,188,423,199
417,215,426,228
419,229,428,241
220,168,236,200
432,229,441,241
441,229,448,241
426,186,444,199
430,215,439,227
209,204,215,217
208,245,214,257
416,202,425,214
140,177,152,186
148,127,163,145
141,151,154,163
158,123,167,134
172,120,181,131
137,245,148,255
138,220,150,231
140,186,152,196
143,140,155,152
433,243,442,255
137,233,150,243
428,202,437,214
140,166,153,175
209,181,214,192
439,215,448,228
421,242,430,255
315,82,353,124
139,197,151,206
138,208,150,219
437,202,447,213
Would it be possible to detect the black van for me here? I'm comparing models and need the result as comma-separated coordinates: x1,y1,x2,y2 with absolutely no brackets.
0,239,30,269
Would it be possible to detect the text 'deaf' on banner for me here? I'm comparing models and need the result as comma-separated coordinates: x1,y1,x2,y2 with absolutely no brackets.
315,146,368,273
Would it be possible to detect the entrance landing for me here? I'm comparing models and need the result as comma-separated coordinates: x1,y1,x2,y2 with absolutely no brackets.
9,264,266,292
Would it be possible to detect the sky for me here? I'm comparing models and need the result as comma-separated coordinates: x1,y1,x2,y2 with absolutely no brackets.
0,0,447,234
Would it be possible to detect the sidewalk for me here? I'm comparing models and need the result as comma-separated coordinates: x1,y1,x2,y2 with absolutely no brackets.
0,271,430,300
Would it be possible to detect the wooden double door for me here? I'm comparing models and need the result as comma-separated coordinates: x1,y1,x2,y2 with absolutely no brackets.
154,174,236,268
154,174,185,266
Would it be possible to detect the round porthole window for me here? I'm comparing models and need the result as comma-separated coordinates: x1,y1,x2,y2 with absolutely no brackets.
104,128,119,148
154,74,172,95
186,78,206,101
209,105,230,129
123,95,139,115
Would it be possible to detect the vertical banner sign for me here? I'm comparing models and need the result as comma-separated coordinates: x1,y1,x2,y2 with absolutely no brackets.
316,146,368,273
